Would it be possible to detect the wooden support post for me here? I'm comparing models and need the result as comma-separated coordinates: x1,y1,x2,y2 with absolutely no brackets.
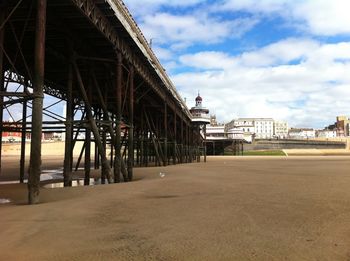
0,6,4,177
163,102,168,166
20,100,27,183
63,60,73,186
127,66,134,181
73,61,112,183
28,0,47,204
114,53,122,182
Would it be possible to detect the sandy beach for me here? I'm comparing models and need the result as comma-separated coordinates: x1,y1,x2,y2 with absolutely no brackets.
1,155,350,260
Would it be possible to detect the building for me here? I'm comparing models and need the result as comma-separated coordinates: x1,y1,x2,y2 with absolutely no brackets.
335,116,350,137
288,128,315,139
227,128,250,142
274,120,288,139
1,122,23,142
316,129,337,138
1,121,63,143
189,93,210,124
228,118,275,139
210,115,218,126
232,118,255,134
254,118,274,139
206,125,226,140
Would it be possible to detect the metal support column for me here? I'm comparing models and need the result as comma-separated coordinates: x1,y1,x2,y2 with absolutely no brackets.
140,109,144,166
213,140,216,156
84,79,92,186
127,66,134,181
28,0,47,204
0,6,5,177
173,109,177,165
204,124,207,163
114,53,122,182
163,102,168,166
63,60,73,186
180,118,183,163
19,100,27,183
197,126,200,162
186,124,189,162
84,128,91,184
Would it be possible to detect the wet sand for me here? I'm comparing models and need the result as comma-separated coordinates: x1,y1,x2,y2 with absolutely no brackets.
1,156,350,260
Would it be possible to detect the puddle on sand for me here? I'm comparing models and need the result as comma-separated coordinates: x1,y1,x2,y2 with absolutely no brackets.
0,180,22,185
41,168,63,174
44,178,100,188
0,198,11,204
0,169,62,185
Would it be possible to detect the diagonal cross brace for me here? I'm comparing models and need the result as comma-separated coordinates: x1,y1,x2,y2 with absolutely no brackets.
92,73,128,182
73,61,113,183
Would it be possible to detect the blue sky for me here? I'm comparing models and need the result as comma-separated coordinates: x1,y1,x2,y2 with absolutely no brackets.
123,0,350,128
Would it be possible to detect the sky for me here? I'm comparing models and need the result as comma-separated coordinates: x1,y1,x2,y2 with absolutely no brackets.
123,0,350,128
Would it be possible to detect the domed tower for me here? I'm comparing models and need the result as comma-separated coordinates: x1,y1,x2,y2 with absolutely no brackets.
190,92,210,124
195,94,202,107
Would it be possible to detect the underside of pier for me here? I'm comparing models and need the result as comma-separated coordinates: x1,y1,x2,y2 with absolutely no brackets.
0,0,205,204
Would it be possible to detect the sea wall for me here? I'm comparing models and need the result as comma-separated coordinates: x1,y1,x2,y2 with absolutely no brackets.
244,139,346,151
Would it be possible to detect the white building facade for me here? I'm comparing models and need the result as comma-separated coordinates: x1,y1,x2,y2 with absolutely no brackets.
227,128,246,141
288,128,316,139
316,129,337,138
233,118,274,139
254,118,274,139
274,120,288,139
206,125,226,140
232,119,255,134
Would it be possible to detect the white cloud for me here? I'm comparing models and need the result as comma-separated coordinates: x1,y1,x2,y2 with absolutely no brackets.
292,0,350,36
152,46,174,60
122,0,204,17
217,0,290,14
217,0,350,36
179,51,236,69
174,39,350,127
139,13,257,49
239,38,319,67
